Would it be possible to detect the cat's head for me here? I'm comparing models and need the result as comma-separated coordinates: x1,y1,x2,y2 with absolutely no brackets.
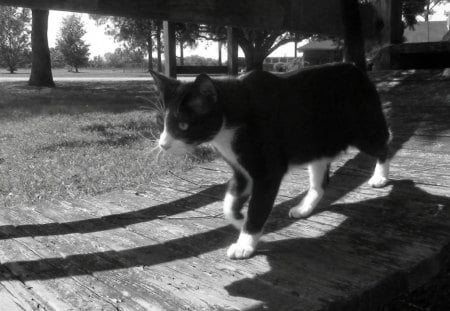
150,71,223,155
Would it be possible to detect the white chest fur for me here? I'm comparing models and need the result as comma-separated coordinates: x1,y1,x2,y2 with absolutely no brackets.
210,126,252,196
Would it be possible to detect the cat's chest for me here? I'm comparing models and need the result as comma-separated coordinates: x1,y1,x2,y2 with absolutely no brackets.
211,127,239,165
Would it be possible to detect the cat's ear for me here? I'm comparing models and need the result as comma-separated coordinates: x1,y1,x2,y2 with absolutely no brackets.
149,70,180,99
194,73,217,103
187,73,218,115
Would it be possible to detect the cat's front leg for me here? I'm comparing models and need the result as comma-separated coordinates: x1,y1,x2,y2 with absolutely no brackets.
223,169,252,229
227,175,282,259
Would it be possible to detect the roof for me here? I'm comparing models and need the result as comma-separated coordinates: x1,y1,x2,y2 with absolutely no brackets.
298,39,341,51
404,21,449,43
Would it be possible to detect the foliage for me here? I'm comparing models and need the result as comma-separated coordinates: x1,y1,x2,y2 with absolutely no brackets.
234,29,302,71
183,55,219,66
90,15,204,69
90,15,162,70
55,14,90,72
104,47,145,68
89,55,106,68
0,6,31,73
50,47,65,68
402,0,448,28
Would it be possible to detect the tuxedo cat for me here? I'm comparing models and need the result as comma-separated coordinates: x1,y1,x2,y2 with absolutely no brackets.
150,63,391,259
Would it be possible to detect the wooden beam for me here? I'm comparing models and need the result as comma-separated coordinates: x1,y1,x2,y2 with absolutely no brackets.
0,0,381,37
226,27,238,76
163,21,176,78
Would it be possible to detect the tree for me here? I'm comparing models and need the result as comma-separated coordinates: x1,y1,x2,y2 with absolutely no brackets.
103,47,144,68
91,16,161,71
234,29,300,71
50,47,65,68
175,23,200,65
56,14,90,73
91,16,201,70
196,24,299,72
29,9,54,87
0,6,31,73
401,0,447,28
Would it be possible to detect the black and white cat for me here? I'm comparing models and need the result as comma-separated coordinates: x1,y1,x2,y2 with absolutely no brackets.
150,63,391,259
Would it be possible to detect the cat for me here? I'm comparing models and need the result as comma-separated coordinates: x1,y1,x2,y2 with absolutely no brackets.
150,63,391,259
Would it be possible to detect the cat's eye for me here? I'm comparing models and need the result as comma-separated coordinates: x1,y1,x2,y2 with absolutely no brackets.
178,122,189,131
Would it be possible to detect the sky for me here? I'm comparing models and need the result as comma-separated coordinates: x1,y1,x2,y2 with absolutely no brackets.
47,3,450,60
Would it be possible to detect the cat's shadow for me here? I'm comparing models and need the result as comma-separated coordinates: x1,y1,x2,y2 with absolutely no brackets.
225,179,450,310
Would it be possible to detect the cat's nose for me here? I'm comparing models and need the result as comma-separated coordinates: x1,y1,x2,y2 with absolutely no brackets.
159,141,171,150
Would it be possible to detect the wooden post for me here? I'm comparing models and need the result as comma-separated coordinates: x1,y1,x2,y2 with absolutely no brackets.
163,20,176,78
340,0,366,71
227,27,238,76
376,0,403,44
218,41,222,66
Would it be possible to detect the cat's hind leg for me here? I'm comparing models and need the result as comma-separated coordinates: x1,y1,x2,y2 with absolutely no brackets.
356,140,391,188
223,168,252,230
366,143,390,188
368,159,390,188
289,158,330,219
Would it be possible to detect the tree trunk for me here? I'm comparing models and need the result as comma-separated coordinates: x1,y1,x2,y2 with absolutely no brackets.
147,36,153,71
156,25,162,72
29,9,55,86
179,40,184,66
243,49,264,71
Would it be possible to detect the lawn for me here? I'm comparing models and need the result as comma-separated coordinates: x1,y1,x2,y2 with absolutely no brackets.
0,80,214,207
0,67,151,79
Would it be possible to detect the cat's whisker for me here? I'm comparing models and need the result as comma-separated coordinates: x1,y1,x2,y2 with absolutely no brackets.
153,149,163,164
149,144,161,153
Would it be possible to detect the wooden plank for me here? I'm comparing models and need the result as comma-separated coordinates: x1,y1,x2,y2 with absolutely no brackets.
0,203,204,310
114,174,450,310
0,0,380,36
0,287,25,311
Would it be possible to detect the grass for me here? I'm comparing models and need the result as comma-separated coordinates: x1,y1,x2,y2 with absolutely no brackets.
0,80,215,207
0,67,151,78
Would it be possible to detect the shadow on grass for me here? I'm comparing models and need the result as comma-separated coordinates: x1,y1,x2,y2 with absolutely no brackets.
0,81,160,119
39,136,142,151
38,120,162,152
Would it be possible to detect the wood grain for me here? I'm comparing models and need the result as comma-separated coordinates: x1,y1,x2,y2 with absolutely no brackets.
0,0,380,35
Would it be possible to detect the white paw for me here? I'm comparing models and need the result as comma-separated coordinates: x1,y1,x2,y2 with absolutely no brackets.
227,243,255,259
289,204,314,219
368,175,389,188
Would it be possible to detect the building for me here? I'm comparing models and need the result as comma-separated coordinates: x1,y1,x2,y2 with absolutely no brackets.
298,40,343,66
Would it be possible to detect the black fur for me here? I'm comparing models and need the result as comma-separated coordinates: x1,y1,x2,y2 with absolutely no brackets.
151,62,390,242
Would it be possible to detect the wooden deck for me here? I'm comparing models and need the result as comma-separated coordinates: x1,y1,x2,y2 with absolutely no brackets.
1,71,449,310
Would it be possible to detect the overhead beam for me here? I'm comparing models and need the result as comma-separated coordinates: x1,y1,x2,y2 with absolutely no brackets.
0,0,381,37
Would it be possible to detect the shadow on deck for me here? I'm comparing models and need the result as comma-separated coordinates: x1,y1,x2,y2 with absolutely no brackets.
0,71,449,310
